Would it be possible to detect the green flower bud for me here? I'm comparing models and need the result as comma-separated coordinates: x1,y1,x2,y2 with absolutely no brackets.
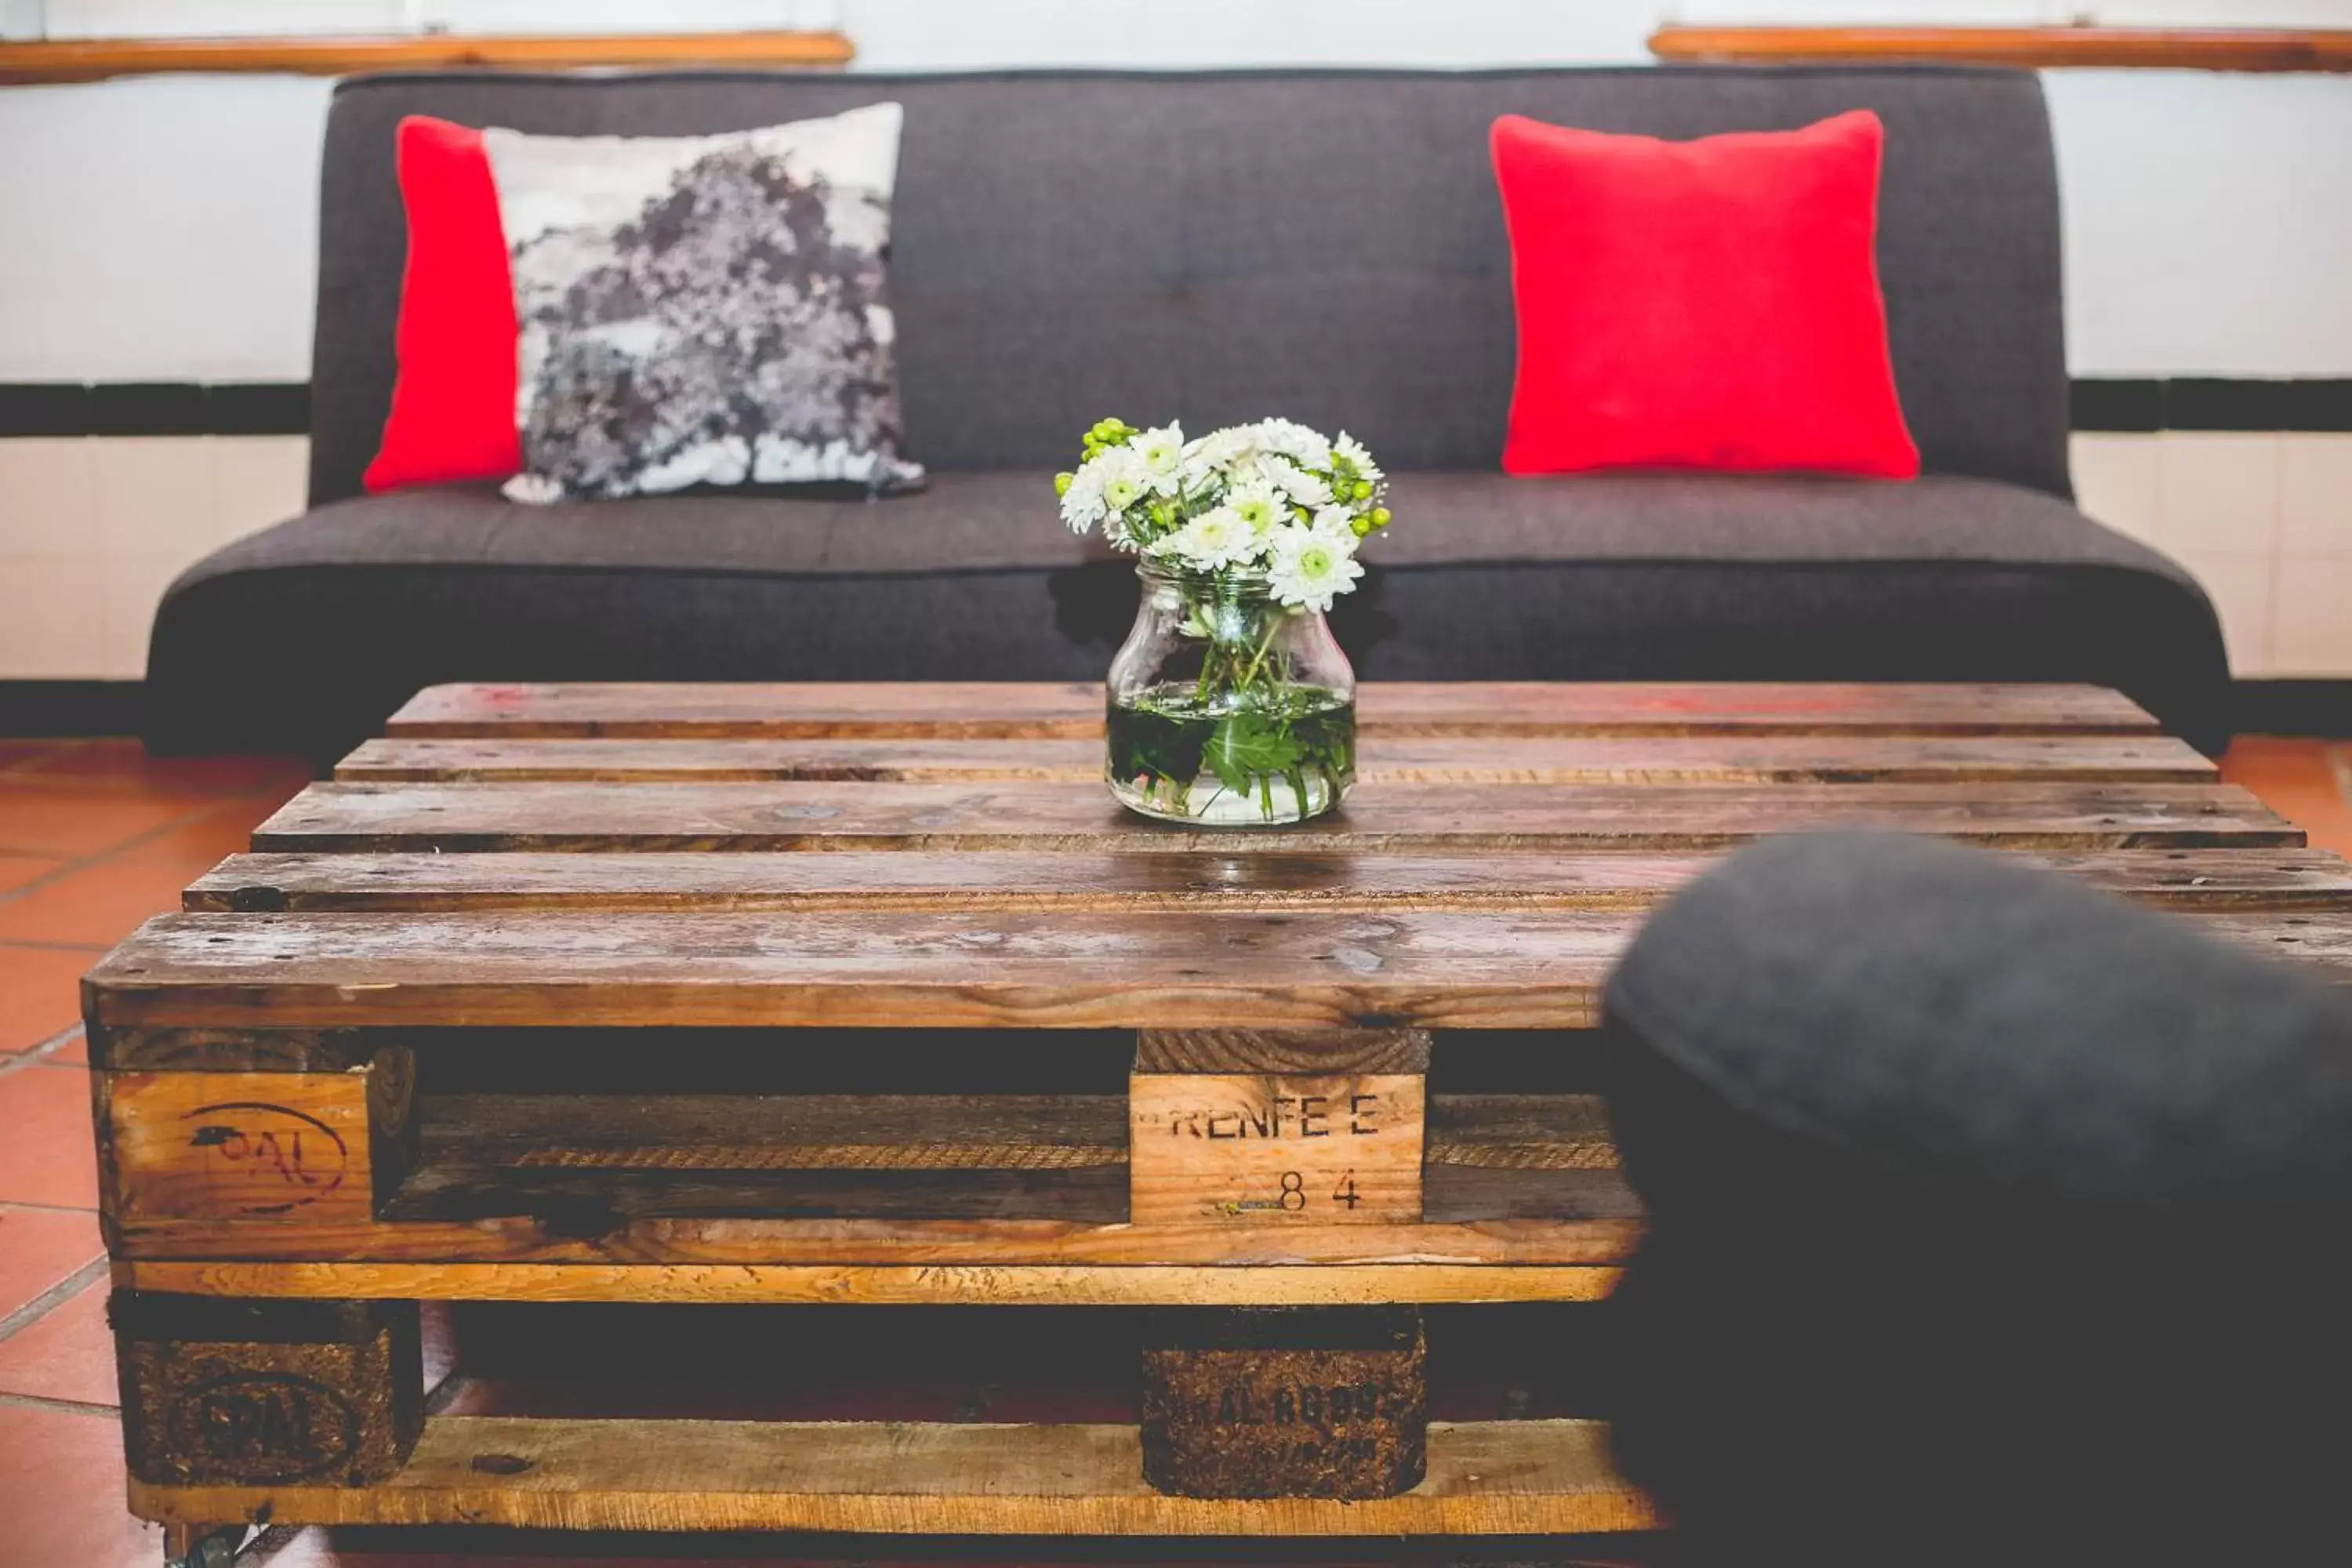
1370,506,1392,528
1352,480,1374,501
1351,517,1374,537
1053,472,1075,497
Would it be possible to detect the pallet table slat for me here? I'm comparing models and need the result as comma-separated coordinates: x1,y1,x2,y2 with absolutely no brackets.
116,1259,1632,1305
85,906,2352,1035
387,681,2161,739
252,779,2298,854
336,732,2217,786
186,848,2352,914
124,1415,1655,1534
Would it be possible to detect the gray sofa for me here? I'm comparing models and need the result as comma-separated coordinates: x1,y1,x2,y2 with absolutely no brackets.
145,66,2234,759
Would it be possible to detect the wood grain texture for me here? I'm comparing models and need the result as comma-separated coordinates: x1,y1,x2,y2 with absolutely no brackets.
386,681,2160,739
424,1093,1130,1172
250,779,2298,854
393,1090,1588,1174
124,1415,1654,1534
386,1092,1135,1225
0,30,854,84
184,847,2352,915
1130,1074,1425,1226
108,1072,374,1224
1138,1029,1432,1074
85,906,2352,1035
1648,24,2352,71
115,1260,1628,1306
336,732,2216,785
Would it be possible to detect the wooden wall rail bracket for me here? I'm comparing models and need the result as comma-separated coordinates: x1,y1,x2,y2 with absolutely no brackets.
0,31,855,85
1648,25,2352,73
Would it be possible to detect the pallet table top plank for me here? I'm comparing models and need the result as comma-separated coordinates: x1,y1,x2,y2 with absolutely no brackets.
251,779,2299,854
387,680,2164,739
336,731,2219,786
124,1415,1654,1535
83,903,2352,1034
185,847,2352,914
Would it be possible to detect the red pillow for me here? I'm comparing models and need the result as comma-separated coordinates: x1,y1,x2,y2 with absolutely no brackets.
1490,108,1918,480
362,116,521,492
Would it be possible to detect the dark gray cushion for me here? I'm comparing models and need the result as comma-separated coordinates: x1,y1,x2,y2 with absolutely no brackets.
1597,833,2352,1565
310,66,2069,504
143,473,2228,758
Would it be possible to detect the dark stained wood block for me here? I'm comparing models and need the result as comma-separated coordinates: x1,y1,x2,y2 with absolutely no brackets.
1142,1307,1428,1498
111,1292,422,1486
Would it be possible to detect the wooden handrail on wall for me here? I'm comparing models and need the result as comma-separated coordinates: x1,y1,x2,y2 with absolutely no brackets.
1650,25,2352,73
0,30,855,85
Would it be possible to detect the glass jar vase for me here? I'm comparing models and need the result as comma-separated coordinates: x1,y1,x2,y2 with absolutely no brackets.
1105,562,1356,826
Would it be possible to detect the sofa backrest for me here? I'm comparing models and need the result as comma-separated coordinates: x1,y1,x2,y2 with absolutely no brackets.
310,66,2071,505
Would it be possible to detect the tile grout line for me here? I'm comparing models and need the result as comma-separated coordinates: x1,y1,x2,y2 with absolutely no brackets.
0,1388,118,1418
0,1023,86,1080
0,936,114,954
0,1255,107,1346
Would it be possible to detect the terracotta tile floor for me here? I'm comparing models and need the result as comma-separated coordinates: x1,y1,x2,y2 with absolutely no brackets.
0,731,2344,1565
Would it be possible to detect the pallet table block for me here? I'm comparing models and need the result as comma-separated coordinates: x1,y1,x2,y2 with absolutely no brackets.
74,681,2352,1544
111,1292,421,1487
1142,1307,1428,1498
1131,1029,1430,1225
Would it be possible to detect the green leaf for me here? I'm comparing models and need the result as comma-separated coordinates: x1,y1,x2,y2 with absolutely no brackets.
1202,710,1305,800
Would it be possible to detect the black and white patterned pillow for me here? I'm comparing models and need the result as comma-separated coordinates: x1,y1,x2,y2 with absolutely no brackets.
483,103,923,503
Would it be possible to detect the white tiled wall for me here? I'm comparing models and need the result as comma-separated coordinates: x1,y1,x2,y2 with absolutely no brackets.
2070,430,2352,678
2,432,2347,680
0,434,306,677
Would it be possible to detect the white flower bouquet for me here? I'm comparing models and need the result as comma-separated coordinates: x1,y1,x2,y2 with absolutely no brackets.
1056,416,1392,608
1054,417,1393,825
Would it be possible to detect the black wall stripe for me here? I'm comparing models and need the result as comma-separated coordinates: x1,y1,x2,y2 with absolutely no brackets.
0,379,2346,440
0,383,310,438
2071,379,2352,434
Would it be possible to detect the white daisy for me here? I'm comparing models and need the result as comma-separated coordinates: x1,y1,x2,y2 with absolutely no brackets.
1251,418,1332,470
1225,481,1287,541
1163,506,1254,570
1333,430,1383,485
1134,423,1185,495
1097,448,1146,514
1058,459,1109,534
1266,459,1333,508
1269,521,1364,612
1176,427,1237,491
1311,505,1361,538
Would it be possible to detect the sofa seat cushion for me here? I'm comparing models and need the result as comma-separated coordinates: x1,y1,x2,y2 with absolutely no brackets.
144,471,2230,759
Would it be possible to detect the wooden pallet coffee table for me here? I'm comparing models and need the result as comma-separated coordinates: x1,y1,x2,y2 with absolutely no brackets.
85,681,2352,1548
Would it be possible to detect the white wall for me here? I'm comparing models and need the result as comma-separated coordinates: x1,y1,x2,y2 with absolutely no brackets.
2049,70,2352,376
4,3,2350,380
